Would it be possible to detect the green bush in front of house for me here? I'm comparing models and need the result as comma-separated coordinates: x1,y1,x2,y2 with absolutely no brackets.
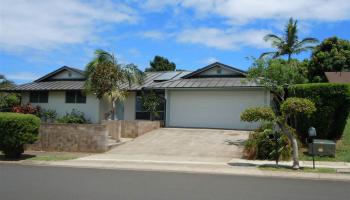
289,83,350,140
243,124,292,161
0,112,40,158
57,109,89,124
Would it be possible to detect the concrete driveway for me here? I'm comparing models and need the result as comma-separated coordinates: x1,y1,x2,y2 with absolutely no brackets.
81,128,249,163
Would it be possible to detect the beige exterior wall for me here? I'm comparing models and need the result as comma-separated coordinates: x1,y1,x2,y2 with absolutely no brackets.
123,91,136,120
21,91,101,123
199,66,240,76
50,69,84,79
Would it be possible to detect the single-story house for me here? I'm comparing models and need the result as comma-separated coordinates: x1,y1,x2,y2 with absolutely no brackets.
325,72,350,83
5,62,270,130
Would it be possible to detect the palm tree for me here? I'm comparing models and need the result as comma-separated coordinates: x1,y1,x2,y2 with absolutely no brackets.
260,18,318,61
85,49,144,120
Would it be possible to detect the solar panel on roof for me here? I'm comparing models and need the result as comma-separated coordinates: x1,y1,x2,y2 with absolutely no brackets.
154,72,181,81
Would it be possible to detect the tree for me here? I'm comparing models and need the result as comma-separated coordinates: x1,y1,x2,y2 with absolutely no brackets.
241,98,316,167
308,37,350,82
85,49,144,120
0,74,14,89
146,55,176,72
261,18,318,62
142,90,162,121
243,58,311,169
0,75,20,111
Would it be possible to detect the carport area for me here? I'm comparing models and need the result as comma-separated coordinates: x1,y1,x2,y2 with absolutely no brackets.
80,128,249,163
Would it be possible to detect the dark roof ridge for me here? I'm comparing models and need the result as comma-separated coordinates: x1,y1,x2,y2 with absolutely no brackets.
182,62,247,79
34,66,85,82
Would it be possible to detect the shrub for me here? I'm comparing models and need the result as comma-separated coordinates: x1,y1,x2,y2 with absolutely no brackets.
12,103,40,115
289,83,350,140
38,108,57,123
57,109,89,124
243,124,292,160
240,107,276,122
0,93,20,111
0,112,40,158
280,97,316,117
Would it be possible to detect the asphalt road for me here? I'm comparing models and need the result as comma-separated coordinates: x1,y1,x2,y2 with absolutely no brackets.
1,164,349,200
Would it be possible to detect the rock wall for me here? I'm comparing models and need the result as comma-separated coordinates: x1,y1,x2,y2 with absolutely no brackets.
28,123,109,153
105,120,160,138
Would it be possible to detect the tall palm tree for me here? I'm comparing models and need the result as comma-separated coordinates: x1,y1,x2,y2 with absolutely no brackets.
85,49,144,120
260,18,319,61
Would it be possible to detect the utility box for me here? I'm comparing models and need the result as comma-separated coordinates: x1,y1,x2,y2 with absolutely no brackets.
308,139,336,157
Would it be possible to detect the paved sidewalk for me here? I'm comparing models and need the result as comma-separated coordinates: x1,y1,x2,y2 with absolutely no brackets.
228,158,350,169
10,159,350,182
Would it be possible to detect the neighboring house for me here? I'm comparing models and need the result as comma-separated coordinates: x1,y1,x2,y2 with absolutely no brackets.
4,62,270,130
325,72,350,83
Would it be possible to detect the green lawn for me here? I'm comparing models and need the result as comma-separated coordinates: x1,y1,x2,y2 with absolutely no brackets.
299,118,350,162
27,155,78,161
258,165,337,174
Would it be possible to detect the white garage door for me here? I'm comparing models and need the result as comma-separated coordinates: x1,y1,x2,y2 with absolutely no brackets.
167,90,268,130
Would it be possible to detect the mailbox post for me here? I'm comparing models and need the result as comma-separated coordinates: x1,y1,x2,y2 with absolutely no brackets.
308,127,317,169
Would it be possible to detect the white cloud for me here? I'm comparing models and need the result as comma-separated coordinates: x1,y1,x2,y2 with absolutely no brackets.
143,0,350,23
6,72,39,81
0,0,138,51
202,57,219,64
139,31,168,40
177,27,270,50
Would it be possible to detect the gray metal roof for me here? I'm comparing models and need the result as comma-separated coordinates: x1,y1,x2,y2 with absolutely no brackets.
126,71,192,90
3,81,85,91
2,63,259,91
144,78,260,89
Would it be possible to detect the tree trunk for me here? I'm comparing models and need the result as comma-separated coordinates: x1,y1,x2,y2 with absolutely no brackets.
277,121,299,169
288,54,291,62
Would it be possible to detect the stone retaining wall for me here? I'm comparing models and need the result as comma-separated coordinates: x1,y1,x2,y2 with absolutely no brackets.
104,120,160,138
27,120,159,153
27,123,110,153
122,120,160,138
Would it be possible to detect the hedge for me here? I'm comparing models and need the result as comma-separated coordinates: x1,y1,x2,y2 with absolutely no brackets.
0,112,40,158
289,83,350,140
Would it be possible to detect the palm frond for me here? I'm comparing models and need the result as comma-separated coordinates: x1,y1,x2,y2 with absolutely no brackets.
259,52,278,59
293,46,316,54
263,34,283,43
295,37,319,48
122,64,145,87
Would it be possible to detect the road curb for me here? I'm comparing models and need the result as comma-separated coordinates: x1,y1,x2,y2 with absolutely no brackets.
1,159,350,182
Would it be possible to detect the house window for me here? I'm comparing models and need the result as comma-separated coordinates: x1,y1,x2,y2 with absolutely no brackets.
65,91,86,103
135,91,165,120
217,68,222,74
29,91,48,103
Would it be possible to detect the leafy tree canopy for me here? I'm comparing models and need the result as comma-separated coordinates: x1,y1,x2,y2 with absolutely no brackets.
85,49,144,119
146,55,176,72
280,97,316,117
246,58,308,100
0,74,14,89
0,75,19,111
308,37,350,82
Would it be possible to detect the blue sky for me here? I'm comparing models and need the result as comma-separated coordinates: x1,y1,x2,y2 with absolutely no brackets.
1,0,350,84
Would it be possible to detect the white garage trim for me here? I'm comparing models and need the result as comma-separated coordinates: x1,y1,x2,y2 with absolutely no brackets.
165,88,270,130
